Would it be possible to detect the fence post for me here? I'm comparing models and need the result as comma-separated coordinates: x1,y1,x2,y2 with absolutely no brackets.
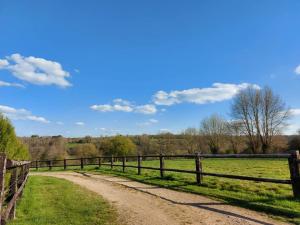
98,157,102,168
111,155,114,169
195,153,203,185
0,154,7,224
80,158,84,169
138,155,142,175
288,150,300,198
49,160,52,170
64,159,67,170
159,154,164,178
35,160,38,170
8,168,18,220
122,156,126,172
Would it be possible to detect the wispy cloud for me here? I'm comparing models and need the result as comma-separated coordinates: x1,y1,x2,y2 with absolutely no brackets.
153,83,260,106
0,80,24,88
91,98,157,115
290,108,300,116
137,118,159,126
0,53,71,87
75,122,85,126
294,65,300,75
0,105,49,123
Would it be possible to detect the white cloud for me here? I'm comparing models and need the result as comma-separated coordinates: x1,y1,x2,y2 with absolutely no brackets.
0,105,49,123
0,80,24,88
91,99,157,115
294,65,300,75
0,59,9,68
135,104,157,114
153,83,260,106
75,122,85,126
137,118,159,126
290,109,300,116
0,53,71,87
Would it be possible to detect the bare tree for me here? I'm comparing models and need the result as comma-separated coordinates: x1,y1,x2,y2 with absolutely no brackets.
182,127,199,153
231,86,290,153
226,121,244,154
200,114,227,154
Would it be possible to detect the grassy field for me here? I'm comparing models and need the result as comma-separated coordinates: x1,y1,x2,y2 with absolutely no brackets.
31,158,300,224
9,176,117,225
82,158,299,224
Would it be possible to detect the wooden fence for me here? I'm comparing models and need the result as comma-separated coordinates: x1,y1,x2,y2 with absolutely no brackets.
31,151,300,199
0,154,31,225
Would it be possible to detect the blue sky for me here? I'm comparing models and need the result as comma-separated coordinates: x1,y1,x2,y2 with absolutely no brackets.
1,0,300,137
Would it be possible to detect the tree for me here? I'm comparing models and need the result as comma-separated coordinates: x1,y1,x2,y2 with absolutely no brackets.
231,86,290,153
226,121,244,154
200,114,227,154
0,114,30,160
104,135,136,156
72,143,98,158
182,128,199,153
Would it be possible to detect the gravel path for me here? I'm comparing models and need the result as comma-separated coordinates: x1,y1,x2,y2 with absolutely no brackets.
32,172,289,225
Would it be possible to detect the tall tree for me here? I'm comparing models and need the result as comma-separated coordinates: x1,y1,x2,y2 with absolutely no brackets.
231,86,290,153
200,114,227,154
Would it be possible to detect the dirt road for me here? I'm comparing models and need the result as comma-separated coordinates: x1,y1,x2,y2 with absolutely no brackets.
32,172,289,225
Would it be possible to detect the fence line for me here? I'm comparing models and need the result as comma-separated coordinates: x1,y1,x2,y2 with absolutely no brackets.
0,154,31,225
31,151,300,199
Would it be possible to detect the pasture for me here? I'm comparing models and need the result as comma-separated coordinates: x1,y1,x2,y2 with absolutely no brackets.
78,158,300,224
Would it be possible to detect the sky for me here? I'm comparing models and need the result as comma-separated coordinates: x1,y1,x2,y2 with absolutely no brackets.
1,0,300,137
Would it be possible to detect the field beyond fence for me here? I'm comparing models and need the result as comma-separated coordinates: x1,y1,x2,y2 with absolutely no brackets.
31,151,300,199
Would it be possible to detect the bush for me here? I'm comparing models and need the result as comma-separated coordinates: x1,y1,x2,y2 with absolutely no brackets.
104,135,136,156
71,143,98,158
0,114,30,160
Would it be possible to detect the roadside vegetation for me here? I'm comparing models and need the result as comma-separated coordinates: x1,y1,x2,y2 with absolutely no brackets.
9,176,117,225
0,114,29,160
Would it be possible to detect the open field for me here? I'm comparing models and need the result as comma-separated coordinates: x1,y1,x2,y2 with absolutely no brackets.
9,176,117,225
33,158,300,224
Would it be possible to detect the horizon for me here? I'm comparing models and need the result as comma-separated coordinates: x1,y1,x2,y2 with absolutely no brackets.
1,1,300,137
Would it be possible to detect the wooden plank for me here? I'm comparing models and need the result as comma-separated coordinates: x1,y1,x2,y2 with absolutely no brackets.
195,153,202,185
159,154,164,178
289,151,300,198
8,168,18,220
137,155,142,175
0,154,7,224
2,173,29,223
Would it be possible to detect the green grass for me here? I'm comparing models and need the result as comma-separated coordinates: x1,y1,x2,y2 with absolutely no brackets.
9,176,117,225
86,158,299,224
31,158,300,224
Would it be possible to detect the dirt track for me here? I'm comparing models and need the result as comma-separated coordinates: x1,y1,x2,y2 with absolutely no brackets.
32,172,289,225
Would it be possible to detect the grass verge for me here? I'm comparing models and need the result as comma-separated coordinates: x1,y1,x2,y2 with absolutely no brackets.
9,176,117,225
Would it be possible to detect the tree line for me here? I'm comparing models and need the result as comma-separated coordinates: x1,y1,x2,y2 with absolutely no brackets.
14,86,300,160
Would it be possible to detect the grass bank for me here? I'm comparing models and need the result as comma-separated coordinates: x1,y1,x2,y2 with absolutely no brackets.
9,176,117,225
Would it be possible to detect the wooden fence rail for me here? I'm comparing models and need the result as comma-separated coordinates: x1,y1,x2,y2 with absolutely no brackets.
0,154,31,225
31,151,300,199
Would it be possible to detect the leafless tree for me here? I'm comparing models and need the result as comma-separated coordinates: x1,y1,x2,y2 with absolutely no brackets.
200,114,227,154
231,86,290,153
226,121,244,154
182,127,199,153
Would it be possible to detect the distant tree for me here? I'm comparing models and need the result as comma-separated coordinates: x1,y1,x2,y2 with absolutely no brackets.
200,114,227,154
104,135,136,156
182,128,199,153
226,121,244,154
72,143,98,158
231,86,290,153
